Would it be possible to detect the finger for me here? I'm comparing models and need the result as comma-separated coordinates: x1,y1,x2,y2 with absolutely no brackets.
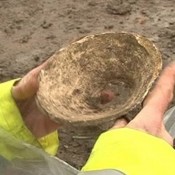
143,63,175,116
111,118,128,129
159,124,173,146
12,59,49,101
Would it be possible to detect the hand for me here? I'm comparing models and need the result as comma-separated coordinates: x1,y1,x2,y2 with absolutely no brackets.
112,62,175,146
12,60,59,138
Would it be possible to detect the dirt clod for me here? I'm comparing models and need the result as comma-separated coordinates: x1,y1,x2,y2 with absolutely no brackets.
106,1,131,15
100,90,115,104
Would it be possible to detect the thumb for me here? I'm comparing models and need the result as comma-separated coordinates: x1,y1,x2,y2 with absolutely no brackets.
12,60,48,101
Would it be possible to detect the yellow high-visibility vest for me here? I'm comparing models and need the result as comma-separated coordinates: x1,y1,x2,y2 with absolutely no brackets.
82,128,175,175
0,80,59,160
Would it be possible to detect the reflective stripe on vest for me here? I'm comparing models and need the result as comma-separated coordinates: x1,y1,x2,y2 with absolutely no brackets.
78,169,126,175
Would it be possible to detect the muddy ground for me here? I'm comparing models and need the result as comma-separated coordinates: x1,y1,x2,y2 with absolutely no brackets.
0,0,175,169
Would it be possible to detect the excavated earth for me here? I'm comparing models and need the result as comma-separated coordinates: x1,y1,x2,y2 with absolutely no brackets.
0,0,175,169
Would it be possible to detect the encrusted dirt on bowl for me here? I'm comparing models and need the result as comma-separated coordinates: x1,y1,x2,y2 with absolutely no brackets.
36,32,162,126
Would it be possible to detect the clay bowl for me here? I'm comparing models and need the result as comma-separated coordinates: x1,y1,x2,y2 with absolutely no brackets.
36,32,162,126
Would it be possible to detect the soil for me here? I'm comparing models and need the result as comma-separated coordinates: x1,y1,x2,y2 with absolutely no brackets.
0,0,175,170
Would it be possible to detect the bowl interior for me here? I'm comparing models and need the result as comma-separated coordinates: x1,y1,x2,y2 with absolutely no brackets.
37,32,162,123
